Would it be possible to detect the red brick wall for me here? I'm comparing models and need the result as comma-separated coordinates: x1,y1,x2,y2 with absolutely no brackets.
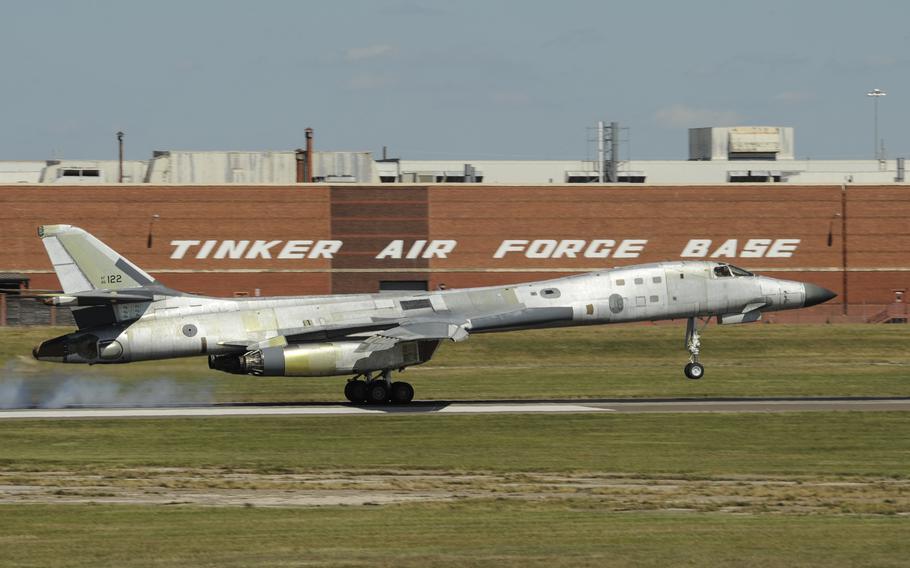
1,184,907,319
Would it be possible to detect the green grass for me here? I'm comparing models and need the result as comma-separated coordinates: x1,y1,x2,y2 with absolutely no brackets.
2,412,908,477
4,324,910,402
2,503,909,567
3,325,910,566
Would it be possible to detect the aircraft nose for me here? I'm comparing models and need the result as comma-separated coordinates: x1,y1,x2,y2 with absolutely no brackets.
804,283,837,307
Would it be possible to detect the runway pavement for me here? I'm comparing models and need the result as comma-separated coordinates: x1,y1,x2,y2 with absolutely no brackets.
1,397,909,420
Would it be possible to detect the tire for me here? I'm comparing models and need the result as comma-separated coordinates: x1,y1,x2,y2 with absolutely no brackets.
389,381,415,404
365,380,390,404
344,380,367,403
685,362,705,380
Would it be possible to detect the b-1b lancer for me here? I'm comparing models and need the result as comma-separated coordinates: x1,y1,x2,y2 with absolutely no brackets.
33,225,836,403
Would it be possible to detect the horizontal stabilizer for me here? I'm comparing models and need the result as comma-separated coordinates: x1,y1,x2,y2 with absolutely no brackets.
39,291,154,306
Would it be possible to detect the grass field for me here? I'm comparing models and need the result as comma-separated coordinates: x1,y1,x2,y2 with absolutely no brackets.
2,324,909,403
3,504,909,567
1,412,909,566
2,412,910,476
2,324,909,566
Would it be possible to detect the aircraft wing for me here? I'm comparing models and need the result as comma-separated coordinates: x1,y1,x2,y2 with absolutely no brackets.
355,321,469,352
283,322,401,343
219,319,469,353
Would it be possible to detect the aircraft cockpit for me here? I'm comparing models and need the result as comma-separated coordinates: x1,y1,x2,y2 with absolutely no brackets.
713,264,754,278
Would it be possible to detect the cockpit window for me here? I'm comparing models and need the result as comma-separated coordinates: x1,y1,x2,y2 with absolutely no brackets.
714,264,754,278
713,265,733,278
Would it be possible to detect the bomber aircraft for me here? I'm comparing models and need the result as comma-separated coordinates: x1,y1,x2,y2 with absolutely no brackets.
33,225,836,404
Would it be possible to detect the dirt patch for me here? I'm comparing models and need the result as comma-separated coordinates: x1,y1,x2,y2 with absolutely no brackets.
1,468,908,515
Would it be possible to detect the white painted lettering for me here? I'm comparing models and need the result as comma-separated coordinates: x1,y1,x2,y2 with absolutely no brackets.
583,239,615,258
196,240,218,259
213,240,250,259
493,240,528,259
710,239,738,258
740,238,772,258
310,240,342,259
170,240,200,260
767,239,800,258
376,240,404,259
406,240,427,260
552,240,586,258
244,240,282,259
614,239,647,259
526,239,558,258
681,239,711,257
421,240,457,259
278,240,313,259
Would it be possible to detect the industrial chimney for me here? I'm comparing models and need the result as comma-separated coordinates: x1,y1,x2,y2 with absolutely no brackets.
305,128,314,183
295,127,315,183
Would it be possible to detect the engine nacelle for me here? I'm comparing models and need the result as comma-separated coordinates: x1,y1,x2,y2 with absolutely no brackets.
208,340,439,377
33,329,129,363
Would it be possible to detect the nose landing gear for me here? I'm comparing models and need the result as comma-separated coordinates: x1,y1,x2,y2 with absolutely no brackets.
684,317,706,380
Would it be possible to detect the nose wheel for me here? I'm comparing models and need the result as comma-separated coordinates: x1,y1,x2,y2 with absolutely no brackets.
345,371,414,404
684,362,705,380
683,317,707,380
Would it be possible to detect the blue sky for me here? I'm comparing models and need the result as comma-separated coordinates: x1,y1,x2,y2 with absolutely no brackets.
1,0,907,161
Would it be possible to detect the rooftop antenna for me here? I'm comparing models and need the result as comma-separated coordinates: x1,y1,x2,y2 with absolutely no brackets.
594,120,621,182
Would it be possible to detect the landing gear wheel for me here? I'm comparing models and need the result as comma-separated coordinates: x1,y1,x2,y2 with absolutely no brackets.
683,317,708,381
684,362,705,380
389,381,415,404
365,380,390,404
344,380,368,403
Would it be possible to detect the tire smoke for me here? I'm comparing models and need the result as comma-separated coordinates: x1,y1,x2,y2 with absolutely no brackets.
0,362,214,409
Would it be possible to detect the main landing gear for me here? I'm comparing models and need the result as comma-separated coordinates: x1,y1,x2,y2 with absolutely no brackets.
344,370,415,404
683,317,706,380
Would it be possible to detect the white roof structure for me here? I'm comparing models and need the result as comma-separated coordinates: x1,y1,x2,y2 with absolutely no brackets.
0,127,906,184
382,157,904,184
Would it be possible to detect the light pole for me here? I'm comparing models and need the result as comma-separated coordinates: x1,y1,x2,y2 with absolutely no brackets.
866,88,886,159
116,131,124,182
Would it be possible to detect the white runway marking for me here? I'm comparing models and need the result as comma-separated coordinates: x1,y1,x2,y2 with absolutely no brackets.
2,399,908,420
0,403,612,420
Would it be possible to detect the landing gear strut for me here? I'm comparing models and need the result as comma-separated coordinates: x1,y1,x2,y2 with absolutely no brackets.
683,317,706,380
344,370,414,404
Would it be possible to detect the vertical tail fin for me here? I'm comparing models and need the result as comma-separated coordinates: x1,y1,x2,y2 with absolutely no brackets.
38,225,157,294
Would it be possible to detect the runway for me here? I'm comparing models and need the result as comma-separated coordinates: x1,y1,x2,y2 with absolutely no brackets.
1,397,909,420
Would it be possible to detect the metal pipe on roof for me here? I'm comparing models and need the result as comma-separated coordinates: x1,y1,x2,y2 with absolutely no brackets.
295,148,306,183
305,128,314,183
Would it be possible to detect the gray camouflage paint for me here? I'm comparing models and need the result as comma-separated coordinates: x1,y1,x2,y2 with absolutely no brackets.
33,225,833,377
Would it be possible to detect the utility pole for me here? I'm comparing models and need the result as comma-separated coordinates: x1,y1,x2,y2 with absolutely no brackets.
609,121,619,183
116,131,124,183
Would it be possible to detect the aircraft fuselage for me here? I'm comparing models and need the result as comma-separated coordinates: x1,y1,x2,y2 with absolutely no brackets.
35,260,830,371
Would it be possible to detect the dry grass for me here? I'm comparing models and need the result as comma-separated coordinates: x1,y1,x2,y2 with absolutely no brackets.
2,467,908,515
